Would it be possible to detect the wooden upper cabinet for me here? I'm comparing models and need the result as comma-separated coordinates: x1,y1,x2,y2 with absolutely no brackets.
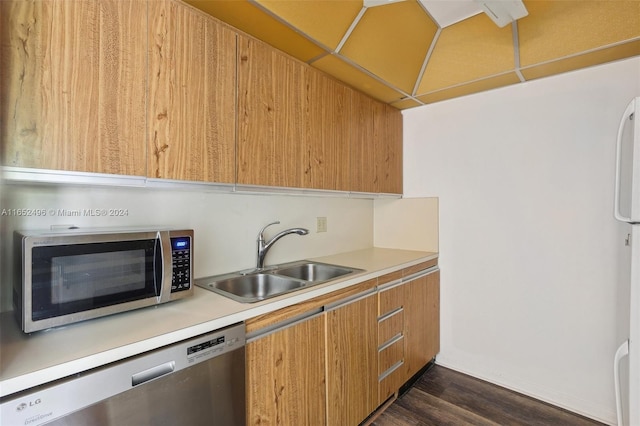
148,0,236,183
237,36,306,189
304,70,352,191
238,37,355,191
377,103,403,194
350,93,378,193
1,0,147,175
351,92,403,194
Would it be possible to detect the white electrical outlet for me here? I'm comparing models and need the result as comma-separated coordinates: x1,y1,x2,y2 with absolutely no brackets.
316,217,327,233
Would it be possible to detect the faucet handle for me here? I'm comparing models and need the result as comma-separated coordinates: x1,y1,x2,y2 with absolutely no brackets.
258,221,280,240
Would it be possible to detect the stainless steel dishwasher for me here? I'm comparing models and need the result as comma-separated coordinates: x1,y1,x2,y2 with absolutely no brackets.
0,323,246,426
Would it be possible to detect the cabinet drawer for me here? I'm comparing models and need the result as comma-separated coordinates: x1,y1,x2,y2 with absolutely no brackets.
379,336,404,376
379,362,404,404
378,309,404,345
378,284,405,317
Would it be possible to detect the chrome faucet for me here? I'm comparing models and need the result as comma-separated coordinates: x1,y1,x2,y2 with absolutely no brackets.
256,221,309,270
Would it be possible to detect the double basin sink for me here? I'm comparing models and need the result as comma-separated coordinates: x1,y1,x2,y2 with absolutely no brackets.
195,261,363,303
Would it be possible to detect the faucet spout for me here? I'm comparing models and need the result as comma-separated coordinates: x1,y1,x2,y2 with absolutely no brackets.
256,221,309,270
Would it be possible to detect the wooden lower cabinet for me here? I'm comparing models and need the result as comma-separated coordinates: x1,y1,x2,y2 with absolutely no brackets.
404,269,440,379
246,314,326,426
245,266,439,426
326,293,378,426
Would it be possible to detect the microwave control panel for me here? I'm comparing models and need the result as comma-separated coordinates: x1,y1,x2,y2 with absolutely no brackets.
170,237,191,292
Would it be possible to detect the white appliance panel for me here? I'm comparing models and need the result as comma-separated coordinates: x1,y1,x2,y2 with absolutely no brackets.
616,97,640,223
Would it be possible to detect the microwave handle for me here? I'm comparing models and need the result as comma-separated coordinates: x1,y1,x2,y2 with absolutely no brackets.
614,99,636,222
155,231,173,303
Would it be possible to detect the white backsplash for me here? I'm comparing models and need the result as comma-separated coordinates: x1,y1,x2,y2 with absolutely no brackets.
0,182,374,312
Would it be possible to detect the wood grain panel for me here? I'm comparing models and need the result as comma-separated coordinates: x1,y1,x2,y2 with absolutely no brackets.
350,93,403,194
311,54,405,104
404,270,440,379
402,259,438,277
2,0,146,175
350,92,377,193
327,294,378,426
185,0,325,63
304,70,351,191
377,270,403,287
378,365,404,405
378,284,405,317
148,0,236,182
376,103,403,194
237,35,306,188
246,314,326,426
378,309,404,345
379,337,404,375
246,278,377,334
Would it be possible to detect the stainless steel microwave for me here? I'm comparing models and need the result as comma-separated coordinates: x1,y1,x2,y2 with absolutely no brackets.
13,228,194,333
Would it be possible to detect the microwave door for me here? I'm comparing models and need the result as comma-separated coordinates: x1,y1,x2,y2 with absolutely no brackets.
615,97,640,224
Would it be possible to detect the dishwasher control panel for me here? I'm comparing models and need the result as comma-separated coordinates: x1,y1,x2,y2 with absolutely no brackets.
186,324,245,365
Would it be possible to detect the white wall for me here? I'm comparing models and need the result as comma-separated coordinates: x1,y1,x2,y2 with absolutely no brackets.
0,184,373,311
403,57,640,424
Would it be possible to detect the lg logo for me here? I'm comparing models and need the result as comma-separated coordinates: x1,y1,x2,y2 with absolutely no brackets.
16,399,41,412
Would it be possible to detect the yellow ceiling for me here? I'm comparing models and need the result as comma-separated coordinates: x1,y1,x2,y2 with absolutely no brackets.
186,0,640,110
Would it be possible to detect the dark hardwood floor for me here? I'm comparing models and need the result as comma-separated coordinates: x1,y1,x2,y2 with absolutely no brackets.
372,365,605,426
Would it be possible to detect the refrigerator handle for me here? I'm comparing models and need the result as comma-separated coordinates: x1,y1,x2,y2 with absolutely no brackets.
614,340,630,426
615,100,636,222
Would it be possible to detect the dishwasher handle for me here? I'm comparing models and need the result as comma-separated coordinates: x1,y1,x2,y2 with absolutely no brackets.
132,361,176,386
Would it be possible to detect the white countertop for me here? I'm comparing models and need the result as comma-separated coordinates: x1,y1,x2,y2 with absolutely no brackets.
0,247,437,399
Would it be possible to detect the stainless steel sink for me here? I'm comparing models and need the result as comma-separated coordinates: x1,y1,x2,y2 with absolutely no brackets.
200,273,307,303
196,261,363,303
271,262,356,282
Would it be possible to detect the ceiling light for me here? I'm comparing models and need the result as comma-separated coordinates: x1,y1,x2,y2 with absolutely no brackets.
474,0,528,27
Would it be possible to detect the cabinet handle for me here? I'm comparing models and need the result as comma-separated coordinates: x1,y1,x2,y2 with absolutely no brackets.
403,266,439,283
378,333,403,352
378,278,403,291
247,308,323,341
324,287,376,311
379,360,404,381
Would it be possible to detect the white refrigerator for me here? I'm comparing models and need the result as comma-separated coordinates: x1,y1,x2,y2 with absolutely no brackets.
614,96,640,426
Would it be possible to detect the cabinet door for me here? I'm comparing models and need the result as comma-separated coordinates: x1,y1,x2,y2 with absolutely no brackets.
148,0,236,182
246,314,326,426
304,71,351,191
237,36,306,188
350,93,403,194
326,293,378,426
404,270,440,379
2,0,147,175
376,103,403,194
350,93,377,194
